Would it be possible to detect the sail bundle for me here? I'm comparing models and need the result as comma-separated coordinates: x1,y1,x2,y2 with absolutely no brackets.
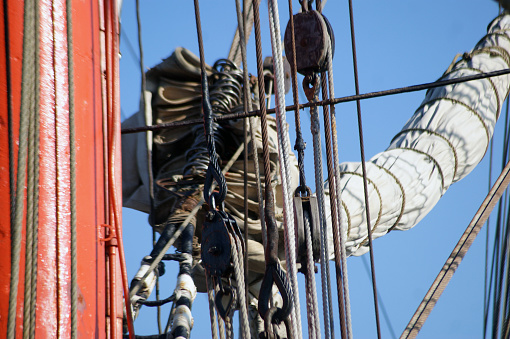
334,14,510,257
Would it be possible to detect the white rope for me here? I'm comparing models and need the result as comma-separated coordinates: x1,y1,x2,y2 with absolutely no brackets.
325,35,353,338
229,233,251,339
310,87,334,339
303,201,321,339
206,274,219,339
266,1,303,338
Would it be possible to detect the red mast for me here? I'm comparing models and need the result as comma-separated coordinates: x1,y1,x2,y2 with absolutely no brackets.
0,0,130,337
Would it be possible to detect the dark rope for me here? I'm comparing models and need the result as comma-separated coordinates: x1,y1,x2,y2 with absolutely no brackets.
193,0,227,207
286,0,307,193
347,0,382,337
320,71,348,339
252,0,293,328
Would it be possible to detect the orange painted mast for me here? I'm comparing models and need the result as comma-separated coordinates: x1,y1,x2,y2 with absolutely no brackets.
0,0,131,337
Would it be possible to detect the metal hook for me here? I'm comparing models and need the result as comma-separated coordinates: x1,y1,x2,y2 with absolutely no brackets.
303,73,319,101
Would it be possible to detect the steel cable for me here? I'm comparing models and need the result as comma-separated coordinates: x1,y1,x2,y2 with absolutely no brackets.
347,0,382,337
267,1,302,337
324,25,353,339
7,0,37,337
310,82,335,339
320,39,348,339
286,0,321,336
66,0,78,337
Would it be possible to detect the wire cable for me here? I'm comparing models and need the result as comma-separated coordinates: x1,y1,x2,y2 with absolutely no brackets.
347,0,382,337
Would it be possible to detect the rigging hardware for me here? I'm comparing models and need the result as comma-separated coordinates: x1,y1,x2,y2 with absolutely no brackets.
284,10,334,76
294,191,321,265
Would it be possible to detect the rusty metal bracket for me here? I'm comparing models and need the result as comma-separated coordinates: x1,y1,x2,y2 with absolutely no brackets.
98,223,115,242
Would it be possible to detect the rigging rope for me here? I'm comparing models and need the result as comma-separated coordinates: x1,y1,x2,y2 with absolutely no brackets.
134,0,164,331
251,1,293,336
316,9,349,336
401,158,510,338
7,0,38,336
347,0,382,337
232,0,254,315
309,77,335,339
121,68,510,136
266,1,302,337
286,0,322,336
66,0,78,337
324,20,353,339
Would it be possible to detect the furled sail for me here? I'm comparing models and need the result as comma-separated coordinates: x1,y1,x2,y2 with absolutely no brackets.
335,13,510,256
121,14,510,264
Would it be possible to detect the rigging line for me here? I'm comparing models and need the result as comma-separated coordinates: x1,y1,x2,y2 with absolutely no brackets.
489,101,510,338
286,0,321,336
129,140,246,298
23,0,40,336
400,159,510,339
120,25,140,66
320,42,349,339
360,256,398,339
252,0,294,334
7,0,37,336
66,0,78,337
104,0,136,336
120,68,510,135
499,194,510,338
324,21,354,339
134,0,162,332
267,1,302,337
347,0,382,337
233,0,253,314
310,82,335,339
228,1,254,67
493,99,510,339
484,138,495,339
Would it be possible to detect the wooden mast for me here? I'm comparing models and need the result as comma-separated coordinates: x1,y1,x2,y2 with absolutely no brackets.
0,0,126,337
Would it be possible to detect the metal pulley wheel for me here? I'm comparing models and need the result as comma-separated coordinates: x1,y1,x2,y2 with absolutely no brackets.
284,10,335,76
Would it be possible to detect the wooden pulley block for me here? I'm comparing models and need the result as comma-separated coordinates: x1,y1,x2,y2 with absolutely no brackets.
284,10,335,76
293,194,321,265
201,210,232,277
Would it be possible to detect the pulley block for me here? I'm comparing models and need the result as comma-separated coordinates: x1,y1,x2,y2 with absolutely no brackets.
294,194,321,265
284,10,335,76
201,210,233,277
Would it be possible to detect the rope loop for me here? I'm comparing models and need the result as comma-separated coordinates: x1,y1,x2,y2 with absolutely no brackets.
299,0,314,12
258,263,293,325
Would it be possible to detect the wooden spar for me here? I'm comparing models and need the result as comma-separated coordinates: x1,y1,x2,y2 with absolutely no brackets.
0,0,126,337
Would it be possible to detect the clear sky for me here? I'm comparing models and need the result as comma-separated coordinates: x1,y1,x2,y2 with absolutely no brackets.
119,1,505,338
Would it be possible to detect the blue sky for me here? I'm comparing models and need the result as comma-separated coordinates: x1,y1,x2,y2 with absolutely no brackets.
119,1,504,338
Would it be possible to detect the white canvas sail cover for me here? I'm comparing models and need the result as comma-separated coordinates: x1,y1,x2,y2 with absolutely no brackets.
122,14,510,265
335,14,510,256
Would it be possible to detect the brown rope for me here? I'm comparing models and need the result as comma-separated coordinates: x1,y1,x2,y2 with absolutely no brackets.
320,72,348,339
